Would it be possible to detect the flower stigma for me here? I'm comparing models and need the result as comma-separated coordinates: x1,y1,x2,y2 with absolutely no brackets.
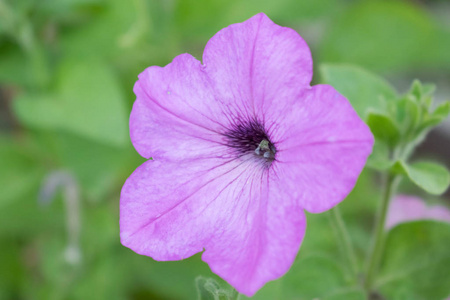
223,118,276,166
255,139,276,160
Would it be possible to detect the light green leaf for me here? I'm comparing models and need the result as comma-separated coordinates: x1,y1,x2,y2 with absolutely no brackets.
323,288,366,300
320,1,442,72
366,140,392,171
392,161,450,195
281,255,351,299
195,277,233,300
366,112,400,148
432,101,450,120
417,101,449,132
50,132,138,201
246,255,356,300
320,64,397,119
13,59,128,147
0,135,44,209
196,277,219,300
410,79,423,101
131,254,216,300
59,0,138,59
396,97,420,135
376,221,450,300
410,80,436,104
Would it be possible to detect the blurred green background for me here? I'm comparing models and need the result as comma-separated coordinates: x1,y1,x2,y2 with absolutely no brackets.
1,0,449,299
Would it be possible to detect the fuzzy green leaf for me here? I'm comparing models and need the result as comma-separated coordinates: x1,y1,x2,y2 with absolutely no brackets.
367,141,392,171
366,112,400,148
396,97,420,136
320,64,397,119
376,221,450,300
13,60,128,147
392,161,450,195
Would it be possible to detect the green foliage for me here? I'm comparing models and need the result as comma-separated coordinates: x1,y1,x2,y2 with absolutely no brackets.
0,47,30,86
275,255,356,299
320,1,450,73
49,132,137,200
320,64,397,119
392,161,450,195
13,60,128,147
376,221,450,300
196,277,238,300
366,112,400,148
419,100,450,132
196,277,221,300
244,254,355,300
0,135,44,208
327,71,450,195
1,0,450,299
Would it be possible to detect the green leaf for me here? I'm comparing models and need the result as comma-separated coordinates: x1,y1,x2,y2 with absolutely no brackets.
0,46,31,87
320,64,397,119
114,252,215,300
50,132,137,200
432,101,450,120
392,161,450,195
174,0,337,43
395,96,420,137
410,80,423,101
410,80,436,104
320,1,442,72
59,0,138,59
376,221,450,300
196,277,220,300
195,277,235,300
366,112,400,148
281,255,352,299
0,135,44,209
366,140,392,171
422,84,436,97
323,289,366,300
246,255,358,300
13,59,128,147
417,101,450,132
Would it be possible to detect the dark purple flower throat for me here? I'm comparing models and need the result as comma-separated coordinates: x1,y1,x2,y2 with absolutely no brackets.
223,118,276,164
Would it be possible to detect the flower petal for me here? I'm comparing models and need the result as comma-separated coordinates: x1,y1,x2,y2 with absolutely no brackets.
131,53,228,160
120,155,259,260
273,84,374,213
202,169,306,297
203,13,312,119
386,195,450,229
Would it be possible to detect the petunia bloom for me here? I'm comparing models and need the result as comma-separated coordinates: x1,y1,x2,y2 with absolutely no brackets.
386,195,450,229
120,13,373,296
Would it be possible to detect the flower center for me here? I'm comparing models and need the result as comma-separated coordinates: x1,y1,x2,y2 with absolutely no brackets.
223,118,276,164
254,139,276,160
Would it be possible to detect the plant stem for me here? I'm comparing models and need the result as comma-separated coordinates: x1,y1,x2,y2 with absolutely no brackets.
364,174,399,293
330,206,359,279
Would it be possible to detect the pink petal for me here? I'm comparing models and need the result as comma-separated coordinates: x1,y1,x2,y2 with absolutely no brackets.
121,155,306,296
131,53,228,161
203,13,312,120
120,155,261,260
202,168,306,297
273,85,374,213
386,195,450,229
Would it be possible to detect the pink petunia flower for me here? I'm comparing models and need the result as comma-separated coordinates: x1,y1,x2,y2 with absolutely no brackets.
386,195,450,229
120,13,374,296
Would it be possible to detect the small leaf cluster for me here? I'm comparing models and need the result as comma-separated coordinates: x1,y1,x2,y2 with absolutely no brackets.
366,80,450,195
319,64,450,300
